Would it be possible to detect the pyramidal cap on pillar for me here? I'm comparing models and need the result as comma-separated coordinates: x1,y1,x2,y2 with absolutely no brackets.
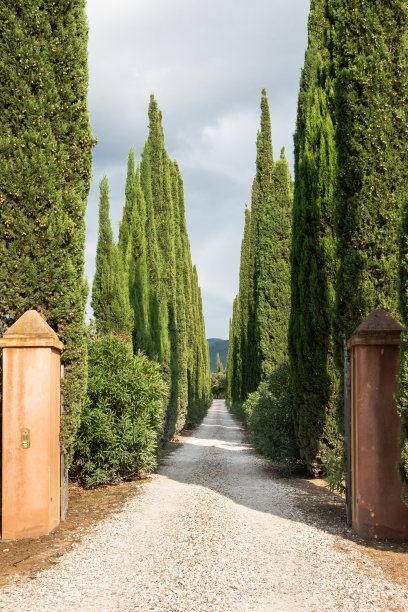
347,309,403,348
0,310,63,350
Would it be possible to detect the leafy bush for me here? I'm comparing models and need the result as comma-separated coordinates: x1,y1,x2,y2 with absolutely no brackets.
243,362,298,462
227,398,248,425
73,333,167,486
211,371,227,398
321,445,346,495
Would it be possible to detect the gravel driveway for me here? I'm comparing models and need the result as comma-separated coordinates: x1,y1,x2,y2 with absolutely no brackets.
0,399,407,611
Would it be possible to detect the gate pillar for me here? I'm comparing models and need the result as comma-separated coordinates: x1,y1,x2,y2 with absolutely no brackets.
347,309,408,539
0,310,63,539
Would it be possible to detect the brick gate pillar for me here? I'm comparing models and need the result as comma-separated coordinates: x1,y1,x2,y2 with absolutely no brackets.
347,309,408,539
0,310,63,539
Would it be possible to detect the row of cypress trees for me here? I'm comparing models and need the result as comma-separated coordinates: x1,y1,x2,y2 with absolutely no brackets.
0,1,94,466
91,96,211,439
290,0,408,483
228,1,408,499
226,89,293,405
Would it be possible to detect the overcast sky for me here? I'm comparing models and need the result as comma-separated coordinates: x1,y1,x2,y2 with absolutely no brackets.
85,0,310,339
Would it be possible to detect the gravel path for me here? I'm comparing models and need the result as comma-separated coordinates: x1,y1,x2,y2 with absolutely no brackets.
1,399,407,611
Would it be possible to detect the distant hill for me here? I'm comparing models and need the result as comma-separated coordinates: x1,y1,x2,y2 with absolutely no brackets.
207,338,229,372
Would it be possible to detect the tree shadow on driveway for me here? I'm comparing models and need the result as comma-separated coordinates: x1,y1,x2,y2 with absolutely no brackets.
160,400,408,585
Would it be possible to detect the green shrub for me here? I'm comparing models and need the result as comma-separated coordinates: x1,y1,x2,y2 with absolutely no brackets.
211,371,227,398
227,398,248,425
73,333,167,486
321,445,346,495
243,362,298,462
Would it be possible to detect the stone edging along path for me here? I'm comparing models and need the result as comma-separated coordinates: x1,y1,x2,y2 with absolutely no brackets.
0,400,407,611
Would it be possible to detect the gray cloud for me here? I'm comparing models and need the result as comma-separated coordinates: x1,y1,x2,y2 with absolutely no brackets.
85,0,310,338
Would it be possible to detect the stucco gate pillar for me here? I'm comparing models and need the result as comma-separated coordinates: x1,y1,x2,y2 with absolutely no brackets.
0,310,63,539
347,309,408,539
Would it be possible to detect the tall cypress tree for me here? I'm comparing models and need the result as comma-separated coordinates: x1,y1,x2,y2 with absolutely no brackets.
398,207,408,507
389,2,408,506
118,148,137,258
91,176,133,338
140,132,164,360
141,96,178,439
0,1,93,464
232,89,292,404
238,207,253,400
227,295,242,404
137,96,210,435
256,147,292,378
334,1,407,352
247,89,275,396
288,0,339,474
171,160,189,430
118,152,151,354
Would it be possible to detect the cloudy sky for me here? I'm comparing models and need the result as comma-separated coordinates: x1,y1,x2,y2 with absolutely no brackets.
85,0,310,339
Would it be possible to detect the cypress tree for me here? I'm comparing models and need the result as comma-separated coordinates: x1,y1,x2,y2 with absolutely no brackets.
118,152,151,354
0,1,93,465
171,161,189,430
131,167,152,354
111,96,210,434
197,282,211,402
288,0,339,474
226,317,233,399
256,147,292,378
91,176,133,338
334,2,408,496
246,89,275,395
228,90,293,406
227,295,242,404
234,90,292,403
391,3,408,505
140,132,164,360
238,207,253,400
216,352,223,373
118,148,137,258
397,207,408,506
334,1,407,351
142,97,178,439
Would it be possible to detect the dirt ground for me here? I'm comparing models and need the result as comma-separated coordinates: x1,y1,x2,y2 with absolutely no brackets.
0,478,148,586
286,474,408,588
0,435,406,590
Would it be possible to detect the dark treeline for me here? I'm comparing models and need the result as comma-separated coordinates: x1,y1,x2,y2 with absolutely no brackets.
91,95,211,440
227,1,408,498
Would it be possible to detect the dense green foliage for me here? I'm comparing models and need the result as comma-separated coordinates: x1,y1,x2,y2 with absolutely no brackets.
211,371,227,399
92,96,211,442
334,2,408,496
227,296,241,403
398,207,408,506
73,334,167,486
333,1,406,354
289,0,339,475
243,362,297,463
257,148,292,378
92,176,133,338
0,1,94,465
227,90,292,406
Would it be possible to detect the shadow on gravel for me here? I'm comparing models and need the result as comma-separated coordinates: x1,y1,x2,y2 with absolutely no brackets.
164,401,408,570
